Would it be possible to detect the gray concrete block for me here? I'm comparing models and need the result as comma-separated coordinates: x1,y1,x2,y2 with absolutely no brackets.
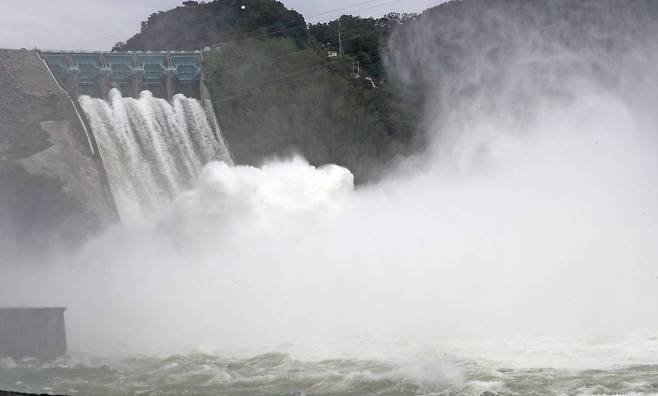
0,308,67,360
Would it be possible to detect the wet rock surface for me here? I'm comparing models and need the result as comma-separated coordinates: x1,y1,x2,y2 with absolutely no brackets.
0,49,116,261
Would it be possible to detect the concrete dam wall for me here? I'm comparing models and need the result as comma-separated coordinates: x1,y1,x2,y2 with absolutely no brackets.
41,50,205,99
0,49,117,261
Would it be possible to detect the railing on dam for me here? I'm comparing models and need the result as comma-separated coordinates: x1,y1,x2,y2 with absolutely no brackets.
40,51,204,99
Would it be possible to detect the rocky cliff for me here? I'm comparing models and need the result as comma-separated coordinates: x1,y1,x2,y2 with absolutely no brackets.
0,49,116,262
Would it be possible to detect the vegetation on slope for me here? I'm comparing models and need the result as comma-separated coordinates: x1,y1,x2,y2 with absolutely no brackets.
113,0,309,51
308,13,416,80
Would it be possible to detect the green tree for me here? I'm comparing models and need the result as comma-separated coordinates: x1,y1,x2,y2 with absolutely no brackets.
115,0,309,51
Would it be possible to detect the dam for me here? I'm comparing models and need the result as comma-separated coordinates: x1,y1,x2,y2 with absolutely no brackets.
40,49,232,222
1,47,230,253
41,51,204,99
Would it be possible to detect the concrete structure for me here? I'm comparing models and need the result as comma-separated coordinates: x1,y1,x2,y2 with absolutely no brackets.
0,308,67,359
0,49,117,260
41,51,203,99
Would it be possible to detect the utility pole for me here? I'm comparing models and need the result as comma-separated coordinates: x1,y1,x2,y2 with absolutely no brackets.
352,60,360,78
338,19,343,56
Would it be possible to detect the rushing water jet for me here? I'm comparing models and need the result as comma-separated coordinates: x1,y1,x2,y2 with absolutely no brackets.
79,89,232,223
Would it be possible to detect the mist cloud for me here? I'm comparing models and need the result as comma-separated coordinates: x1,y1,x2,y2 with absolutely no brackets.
1,0,657,360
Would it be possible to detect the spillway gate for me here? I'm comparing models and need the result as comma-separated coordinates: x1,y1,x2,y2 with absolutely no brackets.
40,50,204,99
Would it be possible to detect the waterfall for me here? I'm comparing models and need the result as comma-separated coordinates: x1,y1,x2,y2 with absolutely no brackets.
79,89,232,223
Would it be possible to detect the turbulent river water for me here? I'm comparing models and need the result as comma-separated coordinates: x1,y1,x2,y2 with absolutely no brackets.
2,336,658,395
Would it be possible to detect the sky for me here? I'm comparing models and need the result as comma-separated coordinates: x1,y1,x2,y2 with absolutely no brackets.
0,0,438,51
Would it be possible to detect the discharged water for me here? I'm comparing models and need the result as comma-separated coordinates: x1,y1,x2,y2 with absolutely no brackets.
79,89,232,222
